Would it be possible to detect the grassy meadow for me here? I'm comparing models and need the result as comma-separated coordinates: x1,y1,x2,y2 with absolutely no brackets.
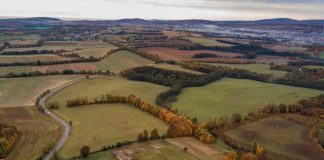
0,75,82,107
224,117,324,160
95,50,154,73
47,76,169,106
0,106,61,160
172,78,324,121
55,103,169,158
205,63,287,78
153,63,203,75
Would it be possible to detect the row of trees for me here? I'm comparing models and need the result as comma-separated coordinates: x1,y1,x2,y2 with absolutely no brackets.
137,128,160,142
0,123,19,159
1,49,55,55
2,70,104,78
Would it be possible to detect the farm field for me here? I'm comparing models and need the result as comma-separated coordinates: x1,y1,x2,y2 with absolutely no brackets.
184,37,233,47
261,44,309,54
172,78,324,121
153,63,203,75
319,51,324,59
2,41,81,52
0,106,61,160
47,76,169,106
304,65,324,69
0,50,149,75
0,75,83,107
139,47,243,62
0,54,75,63
54,103,169,158
95,50,154,73
224,116,324,160
0,34,40,41
64,48,112,58
205,63,287,78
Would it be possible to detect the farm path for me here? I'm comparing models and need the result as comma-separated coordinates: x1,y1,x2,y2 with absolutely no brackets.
38,75,101,160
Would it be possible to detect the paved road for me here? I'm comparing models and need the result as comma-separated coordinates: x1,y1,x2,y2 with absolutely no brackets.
38,77,88,160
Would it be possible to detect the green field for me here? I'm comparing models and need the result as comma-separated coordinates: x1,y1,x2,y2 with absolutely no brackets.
3,41,81,52
54,104,169,158
95,50,154,73
320,51,324,59
304,65,324,69
47,76,169,107
184,37,232,47
172,78,324,121
205,63,287,78
0,35,40,41
224,117,324,160
0,75,82,107
0,54,75,63
64,48,114,58
153,63,203,75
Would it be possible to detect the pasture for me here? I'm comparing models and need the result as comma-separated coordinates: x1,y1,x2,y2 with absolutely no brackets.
3,41,81,52
54,103,169,158
205,63,287,78
0,106,61,160
95,50,154,73
64,48,112,58
172,78,324,121
153,63,203,75
0,75,83,107
224,117,324,160
139,47,243,62
0,54,75,63
47,76,169,106
0,35,40,41
184,37,232,47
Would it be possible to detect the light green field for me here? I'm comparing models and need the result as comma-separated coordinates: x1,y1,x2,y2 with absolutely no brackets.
0,75,82,107
225,117,324,160
75,151,115,160
320,51,324,59
3,41,81,52
0,35,40,41
47,76,169,106
54,104,169,158
0,54,75,63
64,47,115,58
205,63,287,78
304,65,324,69
184,37,232,47
172,78,324,121
153,63,203,75
95,50,154,73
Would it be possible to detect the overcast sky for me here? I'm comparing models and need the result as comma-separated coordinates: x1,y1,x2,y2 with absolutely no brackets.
1,0,323,20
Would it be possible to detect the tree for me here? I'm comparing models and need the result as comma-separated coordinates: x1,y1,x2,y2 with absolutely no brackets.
253,142,257,154
231,113,242,124
80,146,90,158
150,128,160,139
167,119,193,138
143,129,149,141
137,133,144,142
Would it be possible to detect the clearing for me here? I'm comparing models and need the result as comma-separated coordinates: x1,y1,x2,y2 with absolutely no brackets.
0,75,83,107
205,63,287,78
172,78,324,121
224,116,324,160
47,76,169,106
54,103,169,158
0,106,61,160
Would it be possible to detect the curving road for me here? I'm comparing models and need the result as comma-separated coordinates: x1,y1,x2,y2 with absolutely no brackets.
38,77,88,160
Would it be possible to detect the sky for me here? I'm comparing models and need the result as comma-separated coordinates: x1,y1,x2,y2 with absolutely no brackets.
1,0,323,20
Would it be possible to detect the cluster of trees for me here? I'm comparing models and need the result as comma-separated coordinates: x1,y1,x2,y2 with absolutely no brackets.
285,68,324,81
289,60,324,67
0,123,19,159
67,97,89,107
48,101,59,109
2,70,103,78
125,48,163,63
192,53,218,59
311,124,324,151
179,44,309,59
269,64,295,72
193,128,216,144
137,128,160,142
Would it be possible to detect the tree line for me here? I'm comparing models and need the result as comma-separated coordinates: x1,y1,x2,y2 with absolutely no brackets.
1,70,107,78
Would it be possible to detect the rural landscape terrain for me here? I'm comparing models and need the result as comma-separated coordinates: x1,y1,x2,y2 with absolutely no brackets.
0,16,323,160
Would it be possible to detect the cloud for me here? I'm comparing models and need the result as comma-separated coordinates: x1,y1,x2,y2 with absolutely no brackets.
0,0,323,20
